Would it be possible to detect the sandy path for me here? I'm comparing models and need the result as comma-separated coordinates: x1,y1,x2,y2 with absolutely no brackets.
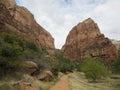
49,75,70,90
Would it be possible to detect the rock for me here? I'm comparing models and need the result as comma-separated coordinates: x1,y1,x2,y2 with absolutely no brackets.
25,61,38,69
20,82,39,90
0,0,55,49
23,61,38,75
38,70,53,82
62,18,118,63
0,0,16,8
111,40,120,55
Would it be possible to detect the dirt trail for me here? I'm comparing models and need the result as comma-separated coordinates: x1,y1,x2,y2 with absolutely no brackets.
49,75,70,90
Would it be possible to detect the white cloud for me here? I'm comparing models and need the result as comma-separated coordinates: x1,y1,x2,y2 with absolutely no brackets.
16,0,120,49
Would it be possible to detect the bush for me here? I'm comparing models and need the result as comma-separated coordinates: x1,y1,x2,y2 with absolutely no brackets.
112,56,120,74
0,84,21,90
26,41,38,51
52,54,76,73
0,32,40,77
81,57,109,82
0,32,23,58
0,43,23,58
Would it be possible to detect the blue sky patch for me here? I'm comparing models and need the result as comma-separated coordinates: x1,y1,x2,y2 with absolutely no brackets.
15,0,21,5
64,0,72,5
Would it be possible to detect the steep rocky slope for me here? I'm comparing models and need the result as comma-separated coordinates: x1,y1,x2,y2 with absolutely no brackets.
62,18,118,62
0,0,55,49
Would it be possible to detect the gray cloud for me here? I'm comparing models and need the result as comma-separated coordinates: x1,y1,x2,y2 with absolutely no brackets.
16,0,120,49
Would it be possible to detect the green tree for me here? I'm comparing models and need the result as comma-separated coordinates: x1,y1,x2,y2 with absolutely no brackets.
81,57,109,82
0,33,23,58
0,33,26,76
54,54,76,73
26,41,38,51
112,56,120,74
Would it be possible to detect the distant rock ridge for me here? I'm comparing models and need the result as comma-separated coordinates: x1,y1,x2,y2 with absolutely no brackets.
111,40,120,55
62,18,118,62
0,0,55,49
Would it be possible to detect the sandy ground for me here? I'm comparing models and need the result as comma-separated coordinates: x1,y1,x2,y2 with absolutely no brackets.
49,75,70,90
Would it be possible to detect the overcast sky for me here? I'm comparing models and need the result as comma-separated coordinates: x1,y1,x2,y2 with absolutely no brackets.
15,0,120,49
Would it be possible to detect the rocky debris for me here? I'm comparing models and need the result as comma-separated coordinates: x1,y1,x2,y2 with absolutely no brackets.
62,18,118,62
23,61,38,75
12,81,39,90
38,70,53,82
12,75,39,90
0,0,55,49
20,82,39,90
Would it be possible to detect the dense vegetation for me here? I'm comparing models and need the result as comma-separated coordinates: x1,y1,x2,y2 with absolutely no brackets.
81,57,109,82
0,32,41,77
0,32,119,82
40,54,75,76
51,55,76,73
112,56,120,74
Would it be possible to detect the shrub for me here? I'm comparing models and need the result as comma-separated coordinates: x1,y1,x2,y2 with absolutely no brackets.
112,56,120,74
0,33,23,58
0,32,39,77
53,54,76,73
81,57,109,82
26,41,38,51
0,43,23,58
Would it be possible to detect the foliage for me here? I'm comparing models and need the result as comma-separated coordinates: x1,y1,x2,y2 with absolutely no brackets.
0,32,42,77
81,57,109,82
25,41,38,51
50,54,76,74
0,84,21,90
57,55,76,72
0,33,23,58
0,33,24,76
112,56,120,74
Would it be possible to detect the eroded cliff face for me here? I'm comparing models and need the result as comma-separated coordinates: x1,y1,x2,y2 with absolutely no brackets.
0,0,55,49
62,18,118,62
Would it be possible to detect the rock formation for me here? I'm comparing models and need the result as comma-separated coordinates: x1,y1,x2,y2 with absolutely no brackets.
62,18,118,62
0,0,55,49
23,61,38,75
111,40,120,55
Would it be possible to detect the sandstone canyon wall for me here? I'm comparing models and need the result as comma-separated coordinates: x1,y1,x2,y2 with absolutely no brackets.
62,18,118,62
0,0,118,62
0,0,55,49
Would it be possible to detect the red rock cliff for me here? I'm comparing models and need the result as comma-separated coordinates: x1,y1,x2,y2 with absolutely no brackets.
0,0,55,49
62,18,118,62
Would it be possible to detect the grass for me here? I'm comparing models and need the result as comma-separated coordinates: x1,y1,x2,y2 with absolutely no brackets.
0,73,60,90
68,72,120,90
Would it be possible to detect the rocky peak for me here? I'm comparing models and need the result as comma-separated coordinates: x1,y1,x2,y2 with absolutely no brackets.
0,0,55,49
65,18,101,46
62,18,118,62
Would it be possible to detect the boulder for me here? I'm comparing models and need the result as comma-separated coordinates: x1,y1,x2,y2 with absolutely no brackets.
23,61,38,75
38,70,53,82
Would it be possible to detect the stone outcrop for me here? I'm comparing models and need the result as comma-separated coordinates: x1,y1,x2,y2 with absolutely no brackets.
23,61,38,75
38,70,53,81
62,18,118,62
0,0,55,49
